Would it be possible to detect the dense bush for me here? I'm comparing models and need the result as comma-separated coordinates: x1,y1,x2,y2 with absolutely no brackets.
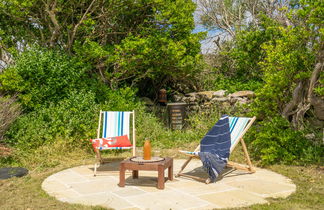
4,91,99,150
246,116,323,165
253,26,316,118
4,86,141,151
1,0,204,94
0,48,96,111
206,73,262,93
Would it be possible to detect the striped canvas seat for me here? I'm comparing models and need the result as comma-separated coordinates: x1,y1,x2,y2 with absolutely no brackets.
92,110,136,176
179,117,251,156
96,111,132,150
229,117,251,152
177,116,256,183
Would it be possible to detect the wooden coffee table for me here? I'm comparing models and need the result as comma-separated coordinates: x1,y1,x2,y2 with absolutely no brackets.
118,157,173,190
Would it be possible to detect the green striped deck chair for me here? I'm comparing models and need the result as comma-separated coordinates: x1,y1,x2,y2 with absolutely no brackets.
176,116,256,183
91,110,136,176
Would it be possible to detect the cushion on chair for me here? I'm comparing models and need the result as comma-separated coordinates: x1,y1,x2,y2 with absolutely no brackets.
91,135,132,150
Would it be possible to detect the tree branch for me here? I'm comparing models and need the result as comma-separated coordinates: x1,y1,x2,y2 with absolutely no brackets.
44,0,60,47
67,0,97,51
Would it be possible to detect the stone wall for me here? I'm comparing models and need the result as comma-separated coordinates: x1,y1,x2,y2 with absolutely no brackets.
173,90,255,111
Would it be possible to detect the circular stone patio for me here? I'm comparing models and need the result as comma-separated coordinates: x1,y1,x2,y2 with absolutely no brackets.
42,159,296,210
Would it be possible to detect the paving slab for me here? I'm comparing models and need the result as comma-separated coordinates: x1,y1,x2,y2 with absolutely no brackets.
42,159,296,209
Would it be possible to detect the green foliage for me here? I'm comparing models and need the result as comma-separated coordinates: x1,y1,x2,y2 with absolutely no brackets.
135,108,199,149
224,16,282,80
202,1,324,166
103,33,203,89
1,0,204,92
253,24,316,118
0,47,95,110
203,16,282,92
4,86,140,151
207,73,263,93
101,87,141,112
73,0,205,90
246,116,323,165
135,106,226,150
5,91,99,150
244,2,323,165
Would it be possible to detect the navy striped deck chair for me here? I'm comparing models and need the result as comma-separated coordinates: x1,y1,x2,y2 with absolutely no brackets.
176,116,256,183
92,110,136,176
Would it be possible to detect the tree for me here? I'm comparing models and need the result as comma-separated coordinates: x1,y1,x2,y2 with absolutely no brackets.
254,0,324,129
195,0,293,49
0,0,204,92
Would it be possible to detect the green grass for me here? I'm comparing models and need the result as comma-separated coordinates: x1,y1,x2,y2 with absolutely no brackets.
0,147,107,210
0,142,323,210
235,165,324,210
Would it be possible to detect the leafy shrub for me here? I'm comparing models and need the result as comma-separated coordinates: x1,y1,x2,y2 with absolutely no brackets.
0,47,95,110
4,86,141,151
210,73,262,93
4,91,99,150
101,87,141,111
246,116,323,165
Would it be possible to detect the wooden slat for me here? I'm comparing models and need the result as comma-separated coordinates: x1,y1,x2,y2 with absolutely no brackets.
227,161,255,173
97,110,102,139
240,138,254,172
132,110,136,156
177,173,208,183
176,157,193,177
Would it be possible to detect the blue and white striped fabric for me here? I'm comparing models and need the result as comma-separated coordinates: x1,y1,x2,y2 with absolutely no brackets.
179,116,251,156
200,115,231,159
199,115,230,182
102,111,131,138
179,116,251,182
229,117,250,151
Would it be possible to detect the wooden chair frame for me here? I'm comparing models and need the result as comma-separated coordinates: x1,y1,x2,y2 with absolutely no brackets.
175,116,256,183
93,110,136,176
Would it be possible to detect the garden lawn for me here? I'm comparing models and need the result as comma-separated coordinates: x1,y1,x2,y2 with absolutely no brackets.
0,146,323,210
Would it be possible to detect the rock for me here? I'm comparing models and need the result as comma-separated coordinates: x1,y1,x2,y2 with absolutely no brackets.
236,97,249,105
305,133,316,140
213,90,226,97
197,91,215,100
182,97,190,103
221,102,231,108
229,91,255,98
189,96,196,103
203,102,212,107
140,97,154,106
211,97,228,103
173,94,184,102
185,92,198,97
229,97,238,104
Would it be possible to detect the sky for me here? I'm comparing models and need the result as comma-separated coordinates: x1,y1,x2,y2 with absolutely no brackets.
192,3,220,54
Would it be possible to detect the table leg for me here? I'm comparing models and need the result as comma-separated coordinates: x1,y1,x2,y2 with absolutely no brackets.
132,170,138,179
118,163,126,187
157,165,164,189
168,161,173,181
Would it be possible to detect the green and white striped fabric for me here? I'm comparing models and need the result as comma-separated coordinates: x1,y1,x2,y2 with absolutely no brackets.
229,117,250,151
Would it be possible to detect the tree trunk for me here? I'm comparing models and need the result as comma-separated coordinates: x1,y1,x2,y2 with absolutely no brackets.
282,50,324,129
